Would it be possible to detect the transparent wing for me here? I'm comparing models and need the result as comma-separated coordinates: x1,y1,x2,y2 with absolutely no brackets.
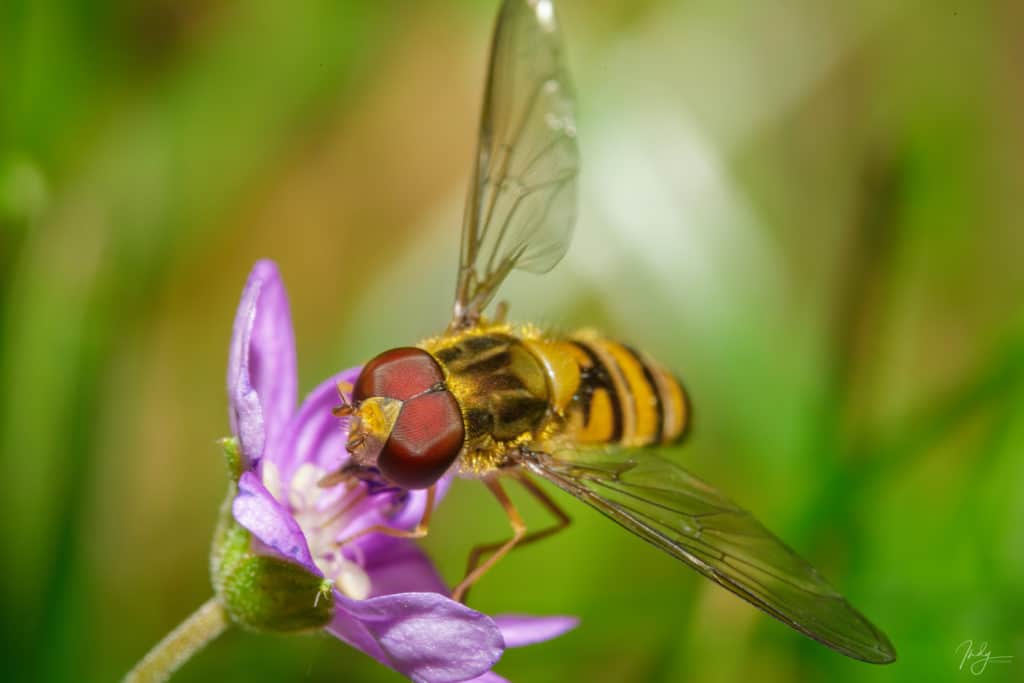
521,448,897,664
453,0,580,328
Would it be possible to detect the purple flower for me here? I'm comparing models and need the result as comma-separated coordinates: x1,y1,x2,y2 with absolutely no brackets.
224,260,577,683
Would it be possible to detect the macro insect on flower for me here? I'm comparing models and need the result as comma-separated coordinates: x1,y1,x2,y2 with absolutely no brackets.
329,0,896,665
224,259,577,682
123,260,576,683
126,1,894,680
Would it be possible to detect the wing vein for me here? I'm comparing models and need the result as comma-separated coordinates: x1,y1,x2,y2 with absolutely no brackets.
521,449,896,663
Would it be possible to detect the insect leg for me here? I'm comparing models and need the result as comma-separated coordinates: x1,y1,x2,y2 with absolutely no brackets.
456,473,571,603
335,485,436,546
514,471,572,541
452,477,526,603
465,475,570,575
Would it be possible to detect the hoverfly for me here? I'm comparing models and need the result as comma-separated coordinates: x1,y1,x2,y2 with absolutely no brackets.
332,0,895,664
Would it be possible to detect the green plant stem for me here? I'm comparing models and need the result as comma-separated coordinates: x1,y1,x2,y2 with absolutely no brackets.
124,598,230,683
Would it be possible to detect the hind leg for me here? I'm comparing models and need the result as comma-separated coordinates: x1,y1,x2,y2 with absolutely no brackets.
453,474,570,603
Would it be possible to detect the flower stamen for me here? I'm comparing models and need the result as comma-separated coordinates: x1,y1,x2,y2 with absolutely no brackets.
317,486,368,531
272,462,381,600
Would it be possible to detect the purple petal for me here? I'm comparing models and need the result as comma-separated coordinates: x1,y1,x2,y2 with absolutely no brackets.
266,366,452,543
326,602,391,669
228,260,297,468
325,474,453,564
327,592,504,683
492,614,579,648
363,540,448,598
268,367,362,483
463,673,510,683
232,471,317,574
387,472,453,531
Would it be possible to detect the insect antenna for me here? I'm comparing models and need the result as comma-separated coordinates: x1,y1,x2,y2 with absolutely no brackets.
333,379,356,417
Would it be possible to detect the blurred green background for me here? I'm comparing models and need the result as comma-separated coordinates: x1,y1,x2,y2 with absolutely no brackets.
2,0,1022,681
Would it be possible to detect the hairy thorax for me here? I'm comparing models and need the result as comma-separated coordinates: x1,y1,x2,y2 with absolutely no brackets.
420,325,553,476
420,323,689,478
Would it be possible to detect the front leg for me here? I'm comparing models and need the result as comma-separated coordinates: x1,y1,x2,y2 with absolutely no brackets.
335,485,436,546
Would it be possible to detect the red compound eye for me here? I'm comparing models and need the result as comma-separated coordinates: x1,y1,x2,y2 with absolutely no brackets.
354,348,444,402
378,390,465,490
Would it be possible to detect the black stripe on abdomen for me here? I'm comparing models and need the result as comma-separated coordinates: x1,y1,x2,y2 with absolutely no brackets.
570,340,624,443
624,344,664,444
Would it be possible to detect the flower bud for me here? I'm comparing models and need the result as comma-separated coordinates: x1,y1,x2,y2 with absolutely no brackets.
210,445,332,632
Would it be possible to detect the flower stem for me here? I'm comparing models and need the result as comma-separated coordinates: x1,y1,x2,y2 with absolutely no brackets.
124,598,230,683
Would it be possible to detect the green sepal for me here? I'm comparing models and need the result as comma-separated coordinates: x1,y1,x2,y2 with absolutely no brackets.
219,437,245,482
209,482,333,632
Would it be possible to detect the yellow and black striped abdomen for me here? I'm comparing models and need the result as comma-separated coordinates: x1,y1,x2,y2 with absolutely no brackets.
524,332,689,448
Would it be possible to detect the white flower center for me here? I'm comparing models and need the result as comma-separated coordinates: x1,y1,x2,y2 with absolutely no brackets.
262,461,371,600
